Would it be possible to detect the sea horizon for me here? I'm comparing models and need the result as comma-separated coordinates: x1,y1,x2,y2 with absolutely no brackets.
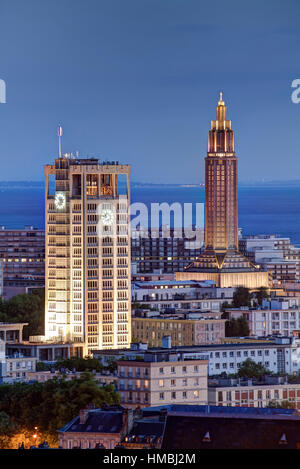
0,183,299,246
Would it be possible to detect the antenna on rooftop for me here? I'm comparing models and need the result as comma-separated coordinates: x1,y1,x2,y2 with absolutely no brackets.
58,125,63,158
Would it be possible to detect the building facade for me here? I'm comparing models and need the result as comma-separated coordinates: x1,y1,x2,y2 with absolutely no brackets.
131,226,204,274
44,155,131,355
132,279,234,312
93,337,300,377
227,300,300,337
58,406,133,449
239,234,300,284
116,356,208,409
131,314,226,347
0,323,37,383
208,379,300,410
0,226,44,299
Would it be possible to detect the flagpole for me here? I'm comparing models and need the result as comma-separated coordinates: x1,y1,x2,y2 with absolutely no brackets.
58,125,63,158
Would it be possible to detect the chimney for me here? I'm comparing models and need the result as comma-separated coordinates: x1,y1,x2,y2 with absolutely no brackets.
159,408,168,422
122,408,134,436
79,406,93,425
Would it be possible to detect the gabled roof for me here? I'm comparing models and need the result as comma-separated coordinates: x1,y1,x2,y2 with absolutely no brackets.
58,409,123,434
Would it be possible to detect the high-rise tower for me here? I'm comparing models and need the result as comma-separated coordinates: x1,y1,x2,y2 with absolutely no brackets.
205,92,238,254
177,94,269,288
44,154,131,356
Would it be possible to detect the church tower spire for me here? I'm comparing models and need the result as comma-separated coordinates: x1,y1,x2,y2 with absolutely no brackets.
175,93,270,289
205,92,237,252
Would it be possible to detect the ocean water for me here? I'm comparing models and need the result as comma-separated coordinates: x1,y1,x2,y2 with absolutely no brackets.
0,185,300,245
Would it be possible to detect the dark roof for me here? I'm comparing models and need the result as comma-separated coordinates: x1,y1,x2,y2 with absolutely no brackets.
162,412,300,449
59,409,123,434
142,404,295,418
129,419,165,437
94,340,285,356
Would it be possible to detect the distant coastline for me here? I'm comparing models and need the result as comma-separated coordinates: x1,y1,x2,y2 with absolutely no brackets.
1,180,300,190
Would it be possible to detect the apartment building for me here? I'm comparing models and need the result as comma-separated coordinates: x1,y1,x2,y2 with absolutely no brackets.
208,377,300,410
132,279,233,314
239,234,300,284
131,312,226,346
239,235,292,260
116,354,208,408
25,370,117,387
4,354,37,383
0,226,45,298
44,155,131,355
227,298,300,337
94,336,300,377
0,324,37,383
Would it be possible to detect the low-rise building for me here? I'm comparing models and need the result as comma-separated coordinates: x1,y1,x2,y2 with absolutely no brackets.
0,322,28,344
26,369,118,387
121,413,164,449
132,311,226,346
4,353,37,383
3,320,84,362
283,282,300,297
0,322,36,383
239,234,300,284
132,279,233,313
208,377,300,409
94,336,300,377
116,352,208,409
227,299,300,337
58,405,134,449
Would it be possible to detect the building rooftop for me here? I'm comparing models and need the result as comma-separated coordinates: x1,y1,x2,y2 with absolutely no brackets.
132,280,216,288
123,418,165,445
94,336,299,357
160,404,300,449
59,406,125,434
143,404,295,418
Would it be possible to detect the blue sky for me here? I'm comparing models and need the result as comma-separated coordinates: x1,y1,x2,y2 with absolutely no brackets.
0,0,300,183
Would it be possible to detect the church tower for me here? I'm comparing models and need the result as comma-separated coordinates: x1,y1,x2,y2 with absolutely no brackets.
176,93,269,288
205,91,238,255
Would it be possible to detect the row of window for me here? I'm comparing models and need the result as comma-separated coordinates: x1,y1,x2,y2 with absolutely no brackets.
212,350,271,358
213,361,271,370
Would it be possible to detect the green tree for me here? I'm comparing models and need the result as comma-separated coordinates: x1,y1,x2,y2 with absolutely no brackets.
225,316,249,337
267,399,295,409
236,316,250,336
0,289,45,339
131,302,149,310
237,358,270,379
36,362,51,372
0,373,120,447
221,301,232,314
232,287,251,308
54,357,103,372
105,358,118,373
225,318,240,337
254,287,269,306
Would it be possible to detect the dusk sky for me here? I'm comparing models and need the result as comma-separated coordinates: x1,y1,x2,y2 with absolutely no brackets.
0,0,300,183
